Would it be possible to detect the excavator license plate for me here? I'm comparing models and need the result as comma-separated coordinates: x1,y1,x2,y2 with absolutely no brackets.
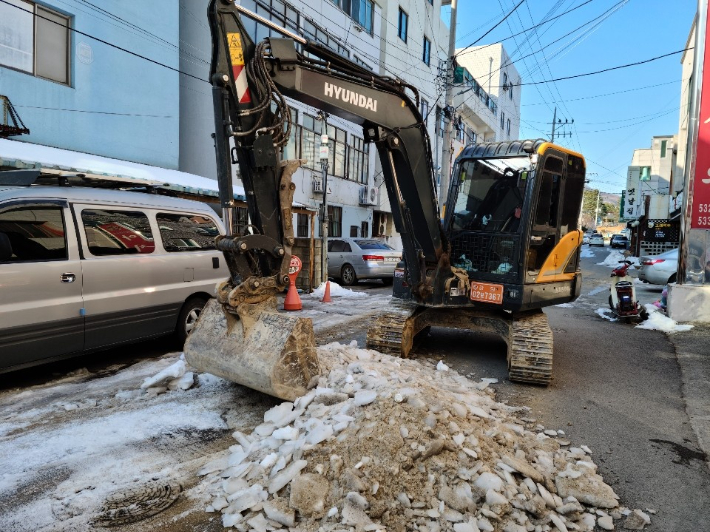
470,282,504,304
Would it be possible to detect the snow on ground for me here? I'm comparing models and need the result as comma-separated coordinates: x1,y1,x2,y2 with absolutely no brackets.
595,308,618,322
0,353,268,531
636,304,694,333
587,286,607,297
309,282,369,300
580,247,595,258
596,250,639,267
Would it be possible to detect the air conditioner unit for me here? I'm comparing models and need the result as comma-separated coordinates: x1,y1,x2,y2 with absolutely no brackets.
359,185,378,205
313,177,323,193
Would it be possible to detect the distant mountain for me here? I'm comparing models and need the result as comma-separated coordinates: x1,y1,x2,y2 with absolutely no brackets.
601,192,620,206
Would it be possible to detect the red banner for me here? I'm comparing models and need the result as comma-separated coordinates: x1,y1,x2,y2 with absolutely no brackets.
691,7,710,228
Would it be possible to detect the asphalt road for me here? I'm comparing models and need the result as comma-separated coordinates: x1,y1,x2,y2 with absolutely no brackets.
4,251,708,531
413,245,710,530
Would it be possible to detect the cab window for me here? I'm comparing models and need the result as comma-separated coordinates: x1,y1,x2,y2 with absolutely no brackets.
0,204,67,262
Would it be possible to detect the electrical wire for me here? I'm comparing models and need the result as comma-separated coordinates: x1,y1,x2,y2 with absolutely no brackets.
14,105,173,118
455,0,527,58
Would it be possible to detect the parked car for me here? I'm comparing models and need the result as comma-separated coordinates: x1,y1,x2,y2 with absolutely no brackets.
582,233,591,245
0,183,229,373
328,237,401,285
610,234,629,249
637,248,679,285
589,233,605,247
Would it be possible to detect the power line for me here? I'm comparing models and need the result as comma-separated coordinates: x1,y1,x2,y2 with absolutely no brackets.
15,105,173,118
0,0,209,83
455,0,527,58
507,47,693,88
521,79,681,106
455,0,596,58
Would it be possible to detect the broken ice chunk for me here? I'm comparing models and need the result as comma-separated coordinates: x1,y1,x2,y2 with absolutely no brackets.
272,426,299,441
268,459,308,494
436,361,450,371
305,420,334,445
474,472,503,492
354,390,377,406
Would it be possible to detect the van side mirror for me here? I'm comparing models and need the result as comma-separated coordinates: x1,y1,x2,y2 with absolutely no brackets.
0,233,12,262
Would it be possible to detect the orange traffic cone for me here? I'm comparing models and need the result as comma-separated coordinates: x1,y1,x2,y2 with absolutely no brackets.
284,280,302,311
321,280,332,303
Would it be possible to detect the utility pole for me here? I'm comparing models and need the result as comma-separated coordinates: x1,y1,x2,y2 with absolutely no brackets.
439,0,457,211
318,111,330,284
595,189,601,229
550,107,573,143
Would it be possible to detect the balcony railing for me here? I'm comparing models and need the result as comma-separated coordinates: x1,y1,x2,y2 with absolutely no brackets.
0,96,30,138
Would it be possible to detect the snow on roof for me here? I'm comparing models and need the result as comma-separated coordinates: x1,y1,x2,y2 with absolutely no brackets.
0,138,245,201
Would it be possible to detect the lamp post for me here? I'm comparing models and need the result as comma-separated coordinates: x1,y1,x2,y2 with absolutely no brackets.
318,111,330,284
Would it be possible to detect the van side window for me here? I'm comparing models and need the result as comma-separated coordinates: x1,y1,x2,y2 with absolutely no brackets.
0,205,67,262
81,209,155,256
156,212,218,252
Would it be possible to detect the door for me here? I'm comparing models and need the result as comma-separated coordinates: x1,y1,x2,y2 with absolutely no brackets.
0,200,84,369
75,205,176,350
327,239,346,277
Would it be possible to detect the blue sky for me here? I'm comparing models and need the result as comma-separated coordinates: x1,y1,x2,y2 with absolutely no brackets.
445,0,697,193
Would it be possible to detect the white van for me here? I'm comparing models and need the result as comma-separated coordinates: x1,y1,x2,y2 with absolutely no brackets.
0,183,229,373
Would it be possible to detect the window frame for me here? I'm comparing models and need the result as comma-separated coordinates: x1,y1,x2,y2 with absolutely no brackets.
79,207,156,258
398,8,408,43
422,36,431,66
0,0,72,86
0,200,69,263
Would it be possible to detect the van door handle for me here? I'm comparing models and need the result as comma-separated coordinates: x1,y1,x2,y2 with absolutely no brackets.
61,273,76,283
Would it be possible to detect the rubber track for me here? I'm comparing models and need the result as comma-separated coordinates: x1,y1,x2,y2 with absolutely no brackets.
366,302,418,357
508,311,553,385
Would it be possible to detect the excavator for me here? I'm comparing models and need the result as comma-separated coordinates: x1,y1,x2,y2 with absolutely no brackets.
185,0,586,400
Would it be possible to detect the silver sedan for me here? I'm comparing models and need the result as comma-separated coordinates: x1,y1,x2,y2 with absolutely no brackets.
328,238,401,285
637,248,678,285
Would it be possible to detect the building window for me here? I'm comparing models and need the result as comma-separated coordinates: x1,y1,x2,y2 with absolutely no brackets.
421,98,429,125
297,213,309,237
327,124,347,178
436,107,445,138
500,111,505,130
348,135,369,184
301,113,322,171
509,80,514,99
398,8,408,43
361,221,369,238
661,139,667,158
81,210,155,256
0,0,71,85
422,36,431,66
331,0,375,34
506,118,511,136
319,205,343,237
350,225,358,237
427,0,434,5
156,212,219,252
503,72,508,87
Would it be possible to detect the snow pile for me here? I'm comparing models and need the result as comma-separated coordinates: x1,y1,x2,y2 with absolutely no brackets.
596,251,639,268
198,342,647,532
636,304,693,333
309,282,369,300
579,248,595,258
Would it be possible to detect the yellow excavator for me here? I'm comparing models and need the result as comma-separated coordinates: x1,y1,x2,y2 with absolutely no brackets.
185,0,586,400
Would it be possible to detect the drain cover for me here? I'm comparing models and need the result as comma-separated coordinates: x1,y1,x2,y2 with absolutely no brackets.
93,480,182,527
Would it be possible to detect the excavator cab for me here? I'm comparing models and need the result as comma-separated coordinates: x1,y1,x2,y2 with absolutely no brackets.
443,140,586,312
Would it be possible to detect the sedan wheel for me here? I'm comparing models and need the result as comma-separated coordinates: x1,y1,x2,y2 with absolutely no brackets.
341,264,357,286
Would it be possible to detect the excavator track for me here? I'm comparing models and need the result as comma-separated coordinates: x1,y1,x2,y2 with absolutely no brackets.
507,310,554,385
366,301,420,357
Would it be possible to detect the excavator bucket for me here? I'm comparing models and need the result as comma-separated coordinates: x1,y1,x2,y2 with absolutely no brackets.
184,298,319,401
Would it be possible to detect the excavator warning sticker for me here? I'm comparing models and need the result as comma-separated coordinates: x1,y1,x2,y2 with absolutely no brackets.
227,32,251,104
470,282,503,304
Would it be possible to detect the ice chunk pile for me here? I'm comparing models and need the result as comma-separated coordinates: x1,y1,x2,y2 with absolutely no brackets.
198,342,649,531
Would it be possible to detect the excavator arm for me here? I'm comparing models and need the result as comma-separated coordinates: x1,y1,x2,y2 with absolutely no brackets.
208,0,450,303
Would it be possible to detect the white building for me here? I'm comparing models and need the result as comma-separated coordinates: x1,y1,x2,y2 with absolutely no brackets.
455,43,522,143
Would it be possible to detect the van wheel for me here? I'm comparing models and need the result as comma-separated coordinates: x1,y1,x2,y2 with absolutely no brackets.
177,297,208,345
668,273,677,284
